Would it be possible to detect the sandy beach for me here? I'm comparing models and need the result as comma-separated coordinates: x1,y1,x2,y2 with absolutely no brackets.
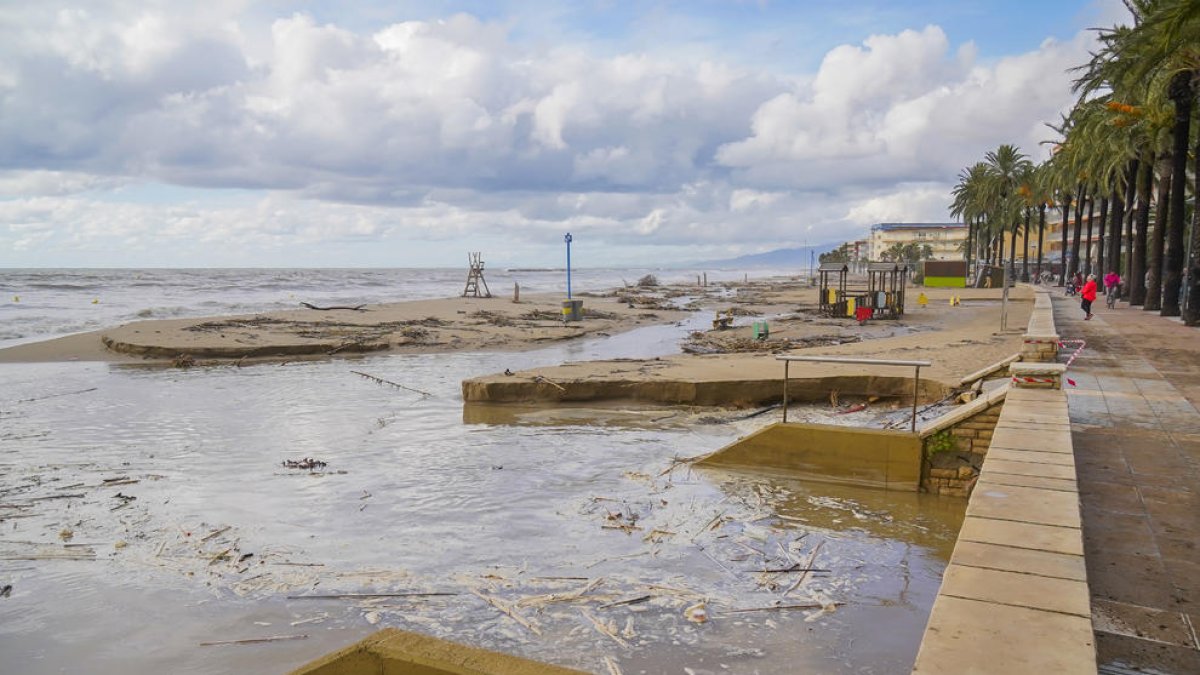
0,279,1031,400
0,288,690,364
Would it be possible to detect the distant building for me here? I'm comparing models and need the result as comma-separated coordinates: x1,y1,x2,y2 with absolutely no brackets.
868,223,966,261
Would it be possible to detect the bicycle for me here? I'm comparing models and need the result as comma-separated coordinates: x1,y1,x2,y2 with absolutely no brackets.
1105,286,1119,309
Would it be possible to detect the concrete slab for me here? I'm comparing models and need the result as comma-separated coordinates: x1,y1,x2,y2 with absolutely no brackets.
989,428,1073,450
986,447,1076,466
958,516,1083,556
940,564,1091,617
981,472,1078,492
967,483,1082,528
950,540,1087,581
981,458,1078,480
912,596,1095,675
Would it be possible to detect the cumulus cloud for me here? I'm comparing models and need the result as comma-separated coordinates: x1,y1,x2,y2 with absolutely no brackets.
0,2,1101,265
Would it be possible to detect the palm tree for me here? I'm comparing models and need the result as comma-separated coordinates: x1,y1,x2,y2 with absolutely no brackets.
1074,0,1200,319
951,163,990,283
984,144,1033,280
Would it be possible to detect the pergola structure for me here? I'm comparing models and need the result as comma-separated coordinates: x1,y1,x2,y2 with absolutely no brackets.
865,262,909,319
817,262,849,316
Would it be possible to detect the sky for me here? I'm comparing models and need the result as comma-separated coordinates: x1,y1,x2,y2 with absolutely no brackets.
0,0,1131,268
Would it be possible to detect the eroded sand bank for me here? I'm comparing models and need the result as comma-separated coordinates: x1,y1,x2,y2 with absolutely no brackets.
463,285,1034,406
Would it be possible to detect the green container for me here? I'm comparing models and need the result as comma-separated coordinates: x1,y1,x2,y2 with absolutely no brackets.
752,320,769,340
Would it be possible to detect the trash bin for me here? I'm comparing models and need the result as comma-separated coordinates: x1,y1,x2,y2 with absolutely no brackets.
561,299,583,322
752,320,769,340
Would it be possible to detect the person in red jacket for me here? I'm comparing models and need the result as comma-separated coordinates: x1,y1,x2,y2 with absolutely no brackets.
1080,274,1098,320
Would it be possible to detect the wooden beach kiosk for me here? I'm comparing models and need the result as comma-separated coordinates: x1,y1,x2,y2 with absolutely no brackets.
818,262,908,320
864,262,909,319
817,262,850,317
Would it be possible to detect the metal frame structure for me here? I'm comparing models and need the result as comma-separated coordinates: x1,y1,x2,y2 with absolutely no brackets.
865,262,909,319
817,262,849,316
776,355,931,432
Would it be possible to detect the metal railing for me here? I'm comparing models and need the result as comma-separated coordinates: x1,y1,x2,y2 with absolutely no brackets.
776,356,932,432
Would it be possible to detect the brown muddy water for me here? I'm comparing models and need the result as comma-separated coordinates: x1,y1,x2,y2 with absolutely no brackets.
0,319,964,674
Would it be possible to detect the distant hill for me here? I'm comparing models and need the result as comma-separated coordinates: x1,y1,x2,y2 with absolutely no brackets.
691,245,834,269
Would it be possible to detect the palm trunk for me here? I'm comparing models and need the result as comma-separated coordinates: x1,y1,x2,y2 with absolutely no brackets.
1108,173,1127,280
1084,196,1096,276
1036,204,1046,278
1162,71,1192,317
1009,221,1018,280
1022,210,1031,282
965,219,974,281
1096,197,1109,281
1069,184,1085,278
1145,156,1171,312
1184,117,1200,326
1131,155,1153,305
1123,159,1139,282
1059,197,1072,285
1097,187,1109,282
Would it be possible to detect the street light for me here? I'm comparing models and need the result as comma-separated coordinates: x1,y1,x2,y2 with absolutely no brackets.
564,232,573,300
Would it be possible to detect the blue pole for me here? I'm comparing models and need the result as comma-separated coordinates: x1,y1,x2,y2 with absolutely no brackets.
565,232,573,299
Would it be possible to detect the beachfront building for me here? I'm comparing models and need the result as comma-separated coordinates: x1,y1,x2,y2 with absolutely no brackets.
1000,211,1112,278
867,223,966,262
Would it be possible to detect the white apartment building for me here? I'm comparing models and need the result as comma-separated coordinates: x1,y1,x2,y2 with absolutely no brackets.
867,223,966,261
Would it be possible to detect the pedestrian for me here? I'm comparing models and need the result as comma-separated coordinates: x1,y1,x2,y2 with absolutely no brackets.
1081,273,1098,320
1103,269,1120,297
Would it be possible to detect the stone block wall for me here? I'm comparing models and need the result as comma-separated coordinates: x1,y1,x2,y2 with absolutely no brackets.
920,395,1004,497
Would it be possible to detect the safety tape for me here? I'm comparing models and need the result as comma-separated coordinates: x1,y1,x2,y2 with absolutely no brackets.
1058,338,1087,387
1011,376,1059,385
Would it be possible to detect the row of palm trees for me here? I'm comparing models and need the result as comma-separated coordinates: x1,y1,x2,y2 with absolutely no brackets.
950,0,1198,325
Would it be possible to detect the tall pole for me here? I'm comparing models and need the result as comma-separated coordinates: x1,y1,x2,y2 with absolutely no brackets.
564,232,573,300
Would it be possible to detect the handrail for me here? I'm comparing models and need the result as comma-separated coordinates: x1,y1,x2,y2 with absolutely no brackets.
775,355,932,431
777,356,931,367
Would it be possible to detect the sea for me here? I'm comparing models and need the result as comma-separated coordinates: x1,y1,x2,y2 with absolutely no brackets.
0,267,962,675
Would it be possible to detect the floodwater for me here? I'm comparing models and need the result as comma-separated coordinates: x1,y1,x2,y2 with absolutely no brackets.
0,318,964,674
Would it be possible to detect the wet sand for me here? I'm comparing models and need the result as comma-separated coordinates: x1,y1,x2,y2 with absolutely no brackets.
0,280,1034,411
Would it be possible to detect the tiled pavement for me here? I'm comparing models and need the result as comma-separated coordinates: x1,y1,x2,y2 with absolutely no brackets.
1054,296,1200,673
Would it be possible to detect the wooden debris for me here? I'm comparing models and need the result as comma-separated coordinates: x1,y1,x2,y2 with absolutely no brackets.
300,302,367,311
599,595,651,609
580,609,630,647
604,655,624,675
200,634,308,647
351,370,432,397
532,375,566,392
784,540,825,596
287,592,458,600
201,526,231,542
470,590,542,635
282,458,327,471
722,602,843,614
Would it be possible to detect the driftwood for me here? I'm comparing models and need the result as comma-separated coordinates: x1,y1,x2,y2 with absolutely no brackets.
722,602,844,614
300,302,367,311
784,540,825,596
200,634,308,646
580,608,630,648
470,590,542,635
287,592,458,600
351,371,432,397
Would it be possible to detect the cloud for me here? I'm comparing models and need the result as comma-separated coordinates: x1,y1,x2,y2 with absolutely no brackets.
0,2,1103,265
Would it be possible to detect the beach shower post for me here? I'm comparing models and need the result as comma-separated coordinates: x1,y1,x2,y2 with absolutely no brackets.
561,233,583,321
565,232,573,300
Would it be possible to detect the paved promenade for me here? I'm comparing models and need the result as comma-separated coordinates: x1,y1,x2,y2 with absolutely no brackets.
1054,295,1200,673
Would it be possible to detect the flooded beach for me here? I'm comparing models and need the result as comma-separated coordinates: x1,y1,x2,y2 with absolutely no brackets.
1,314,964,674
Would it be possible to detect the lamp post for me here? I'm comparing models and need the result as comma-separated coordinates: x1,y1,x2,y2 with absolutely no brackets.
564,232,573,300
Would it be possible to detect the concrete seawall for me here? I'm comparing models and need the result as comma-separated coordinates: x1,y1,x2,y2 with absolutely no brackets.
912,289,1096,674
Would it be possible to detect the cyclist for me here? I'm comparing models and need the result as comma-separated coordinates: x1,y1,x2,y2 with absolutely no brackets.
1103,270,1121,309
